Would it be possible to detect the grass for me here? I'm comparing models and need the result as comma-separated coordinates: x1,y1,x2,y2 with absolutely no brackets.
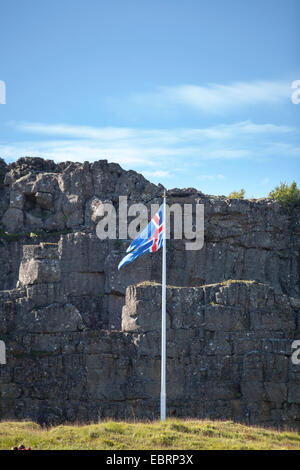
0,419,300,450
136,280,256,290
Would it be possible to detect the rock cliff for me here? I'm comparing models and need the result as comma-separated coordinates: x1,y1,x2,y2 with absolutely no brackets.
0,157,299,428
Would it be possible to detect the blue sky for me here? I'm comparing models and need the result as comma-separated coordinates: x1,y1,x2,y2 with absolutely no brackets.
0,0,299,197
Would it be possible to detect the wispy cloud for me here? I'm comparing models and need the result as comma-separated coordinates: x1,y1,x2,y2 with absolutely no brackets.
111,80,291,116
4,119,300,159
1,120,299,184
11,119,296,148
14,122,135,140
143,170,171,178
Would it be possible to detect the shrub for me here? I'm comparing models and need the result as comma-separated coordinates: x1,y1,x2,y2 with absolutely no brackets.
268,181,300,212
228,189,245,199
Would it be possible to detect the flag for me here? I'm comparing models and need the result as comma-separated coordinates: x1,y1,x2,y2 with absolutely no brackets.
118,202,165,270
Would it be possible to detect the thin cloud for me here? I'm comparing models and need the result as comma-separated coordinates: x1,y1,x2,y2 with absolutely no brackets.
125,80,290,115
13,122,135,140
2,120,299,178
143,170,171,178
198,174,225,181
11,119,295,143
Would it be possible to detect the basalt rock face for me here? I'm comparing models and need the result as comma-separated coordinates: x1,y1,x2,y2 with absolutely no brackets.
0,157,299,427
0,157,299,301
122,282,300,428
1,281,300,428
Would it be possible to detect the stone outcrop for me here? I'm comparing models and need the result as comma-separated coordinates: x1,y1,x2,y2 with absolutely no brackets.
1,281,300,428
0,157,299,427
0,157,299,302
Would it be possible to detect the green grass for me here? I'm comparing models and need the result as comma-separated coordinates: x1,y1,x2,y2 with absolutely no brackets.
0,228,73,243
0,419,300,450
136,280,257,290
203,279,256,288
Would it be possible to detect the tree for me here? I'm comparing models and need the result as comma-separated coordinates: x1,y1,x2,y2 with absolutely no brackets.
268,181,300,212
228,189,245,199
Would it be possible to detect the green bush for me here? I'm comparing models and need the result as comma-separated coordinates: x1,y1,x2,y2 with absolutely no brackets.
228,189,245,199
268,181,300,212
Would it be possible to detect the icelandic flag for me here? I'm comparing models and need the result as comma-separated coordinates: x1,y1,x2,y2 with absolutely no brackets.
118,202,165,270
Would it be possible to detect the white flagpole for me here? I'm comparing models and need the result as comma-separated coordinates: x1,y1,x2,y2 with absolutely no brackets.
161,190,167,421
